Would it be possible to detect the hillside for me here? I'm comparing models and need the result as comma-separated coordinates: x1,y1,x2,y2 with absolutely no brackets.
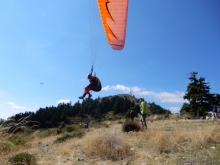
1,117,220,165
10,94,170,129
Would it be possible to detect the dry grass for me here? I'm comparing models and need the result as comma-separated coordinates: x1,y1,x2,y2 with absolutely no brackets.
84,132,132,161
0,115,40,135
0,119,219,165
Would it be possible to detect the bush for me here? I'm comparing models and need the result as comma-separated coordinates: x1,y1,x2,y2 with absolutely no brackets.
37,128,56,138
92,133,132,161
54,130,85,143
59,122,66,129
122,120,141,132
7,134,27,145
8,152,36,165
57,127,62,134
57,122,67,134
65,125,77,132
55,134,72,143
164,114,169,119
0,141,16,154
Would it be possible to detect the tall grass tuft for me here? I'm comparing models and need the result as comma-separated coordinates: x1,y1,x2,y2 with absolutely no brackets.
86,133,132,161
54,129,85,143
0,115,40,134
7,134,27,145
0,141,16,155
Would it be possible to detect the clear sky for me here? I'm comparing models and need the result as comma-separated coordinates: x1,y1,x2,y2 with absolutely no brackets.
0,0,220,119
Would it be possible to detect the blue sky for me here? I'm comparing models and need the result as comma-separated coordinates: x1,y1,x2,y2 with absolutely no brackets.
0,0,220,119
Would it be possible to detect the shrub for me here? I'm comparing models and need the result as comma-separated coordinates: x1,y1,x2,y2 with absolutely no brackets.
57,122,67,134
8,152,36,165
65,125,77,132
54,130,85,143
164,114,169,119
57,127,62,134
59,122,66,129
0,141,16,154
92,133,132,161
122,120,141,132
7,134,27,145
37,128,56,138
55,134,72,143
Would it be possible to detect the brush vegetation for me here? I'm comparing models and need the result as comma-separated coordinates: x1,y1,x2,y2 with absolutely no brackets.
8,152,36,165
1,116,219,165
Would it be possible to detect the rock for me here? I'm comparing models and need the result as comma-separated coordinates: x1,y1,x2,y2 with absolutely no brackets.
77,158,84,161
122,162,128,165
130,147,135,151
184,163,192,165
141,158,148,162
210,146,215,149
154,157,161,160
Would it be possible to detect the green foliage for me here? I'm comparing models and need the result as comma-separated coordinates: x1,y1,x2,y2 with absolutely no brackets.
0,141,15,154
65,125,77,132
13,94,168,129
214,94,220,105
8,152,36,165
54,130,85,143
38,128,56,137
122,120,141,132
57,127,62,134
57,122,67,134
182,71,218,117
7,134,27,145
149,102,170,114
180,103,191,114
164,113,169,119
59,122,66,129
55,133,72,143
70,130,85,138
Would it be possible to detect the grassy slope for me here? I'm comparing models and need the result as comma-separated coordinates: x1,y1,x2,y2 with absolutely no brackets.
0,117,220,165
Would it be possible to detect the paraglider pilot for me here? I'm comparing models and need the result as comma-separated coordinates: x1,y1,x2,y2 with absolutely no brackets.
79,70,102,99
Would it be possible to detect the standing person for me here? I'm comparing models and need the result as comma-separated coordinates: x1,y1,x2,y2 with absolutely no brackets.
217,106,220,119
84,121,89,128
79,73,102,99
212,105,218,120
130,110,135,121
139,98,150,129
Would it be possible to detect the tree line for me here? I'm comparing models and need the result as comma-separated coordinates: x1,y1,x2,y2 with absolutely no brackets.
11,94,170,128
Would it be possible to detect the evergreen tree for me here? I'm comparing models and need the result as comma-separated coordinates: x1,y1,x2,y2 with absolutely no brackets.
180,103,191,115
213,94,220,105
183,71,214,117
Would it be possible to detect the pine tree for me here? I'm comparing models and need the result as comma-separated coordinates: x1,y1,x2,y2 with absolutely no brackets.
183,71,214,117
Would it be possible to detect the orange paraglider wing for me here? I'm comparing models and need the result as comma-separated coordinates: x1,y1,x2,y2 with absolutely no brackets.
97,0,128,50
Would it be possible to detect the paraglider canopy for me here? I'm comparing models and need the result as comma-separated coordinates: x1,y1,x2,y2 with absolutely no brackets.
97,0,128,50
